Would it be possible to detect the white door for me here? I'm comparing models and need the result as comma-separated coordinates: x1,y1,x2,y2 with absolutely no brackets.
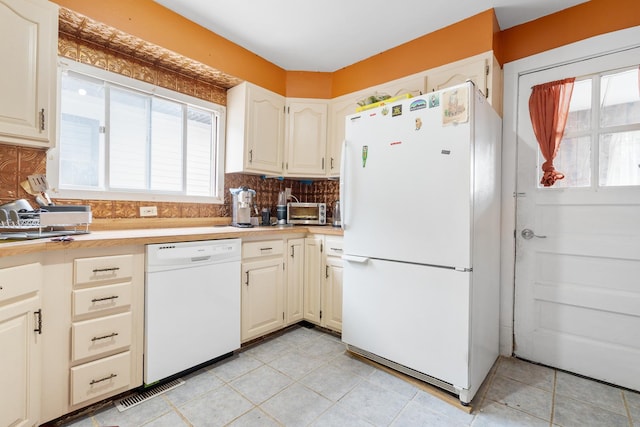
514,48,640,391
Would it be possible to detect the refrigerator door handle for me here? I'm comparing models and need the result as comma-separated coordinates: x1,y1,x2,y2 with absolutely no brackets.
342,255,369,264
339,139,347,230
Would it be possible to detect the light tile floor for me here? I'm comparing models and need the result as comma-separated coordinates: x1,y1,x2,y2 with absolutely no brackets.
50,325,639,427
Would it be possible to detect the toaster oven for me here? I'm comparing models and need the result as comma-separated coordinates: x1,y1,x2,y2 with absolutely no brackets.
286,202,326,225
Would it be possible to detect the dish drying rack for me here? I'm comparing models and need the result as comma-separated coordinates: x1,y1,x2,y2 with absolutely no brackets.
0,209,92,234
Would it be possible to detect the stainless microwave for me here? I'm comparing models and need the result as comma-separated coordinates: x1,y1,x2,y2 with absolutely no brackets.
287,202,326,225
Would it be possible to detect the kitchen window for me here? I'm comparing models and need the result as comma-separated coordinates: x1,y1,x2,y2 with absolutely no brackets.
543,66,640,188
48,60,226,203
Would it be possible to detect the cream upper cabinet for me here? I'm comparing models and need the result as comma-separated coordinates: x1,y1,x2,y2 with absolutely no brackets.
226,82,285,176
286,238,305,325
284,99,328,177
327,96,359,177
328,74,424,178
0,0,58,147
425,51,502,115
0,258,43,427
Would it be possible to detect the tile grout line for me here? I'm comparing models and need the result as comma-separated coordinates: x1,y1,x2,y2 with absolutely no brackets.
621,390,633,427
549,368,557,426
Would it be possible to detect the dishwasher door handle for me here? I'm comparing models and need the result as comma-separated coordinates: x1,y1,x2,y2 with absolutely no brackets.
191,256,212,262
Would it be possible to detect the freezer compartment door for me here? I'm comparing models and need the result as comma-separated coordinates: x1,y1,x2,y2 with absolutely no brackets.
342,257,470,388
342,103,472,267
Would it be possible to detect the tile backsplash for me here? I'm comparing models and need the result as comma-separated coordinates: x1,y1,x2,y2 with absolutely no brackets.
0,143,339,221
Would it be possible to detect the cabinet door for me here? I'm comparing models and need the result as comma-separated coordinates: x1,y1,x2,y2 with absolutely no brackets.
0,0,57,147
323,257,344,333
241,258,284,342
426,56,488,98
285,101,327,176
286,239,304,325
327,97,359,177
246,85,285,174
303,237,323,324
0,293,41,427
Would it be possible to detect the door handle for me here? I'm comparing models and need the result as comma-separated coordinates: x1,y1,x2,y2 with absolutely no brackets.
521,229,547,239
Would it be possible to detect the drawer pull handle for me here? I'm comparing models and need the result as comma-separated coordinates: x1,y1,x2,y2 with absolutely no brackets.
330,248,343,252
91,295,119,303
90,373,117,385
91,332,119,342
260,247,273,251
92,267,120,273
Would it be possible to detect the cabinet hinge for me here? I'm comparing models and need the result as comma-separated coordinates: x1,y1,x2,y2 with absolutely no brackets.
320,242,323,253
319,310,323,319
283,312,285,320
99,125,106,134
39,109,45,131
325,265,329,279
34,309,42,334
283,262,285,270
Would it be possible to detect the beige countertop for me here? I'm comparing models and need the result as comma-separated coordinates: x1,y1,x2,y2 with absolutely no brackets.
0,225,343,258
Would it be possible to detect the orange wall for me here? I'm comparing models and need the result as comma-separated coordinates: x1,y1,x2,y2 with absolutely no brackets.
52,0,640,99
499,0,640,64
332,10,496,98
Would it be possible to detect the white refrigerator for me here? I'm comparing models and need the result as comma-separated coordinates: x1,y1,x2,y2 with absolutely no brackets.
340,82,501,404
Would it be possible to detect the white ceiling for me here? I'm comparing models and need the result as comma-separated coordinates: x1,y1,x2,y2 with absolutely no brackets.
153,0,589,72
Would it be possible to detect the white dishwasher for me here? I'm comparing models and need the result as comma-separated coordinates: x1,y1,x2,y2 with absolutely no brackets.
144,239,241,385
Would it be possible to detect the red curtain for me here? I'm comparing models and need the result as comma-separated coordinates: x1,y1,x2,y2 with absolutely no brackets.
528,78,575,187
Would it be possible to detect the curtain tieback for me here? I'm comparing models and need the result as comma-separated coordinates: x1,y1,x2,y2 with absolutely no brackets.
541,161,565,187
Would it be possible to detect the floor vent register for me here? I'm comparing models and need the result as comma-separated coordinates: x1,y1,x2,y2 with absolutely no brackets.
115,378,185,412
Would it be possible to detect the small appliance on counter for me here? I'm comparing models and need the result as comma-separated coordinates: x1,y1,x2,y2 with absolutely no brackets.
276,191,287,225
332,200,341,227
230,187,258,227
287,202,326,225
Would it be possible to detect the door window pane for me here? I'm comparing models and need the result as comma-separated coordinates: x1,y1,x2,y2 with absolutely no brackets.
565,79,592,133
551,135,591,188
600,68,640,128
599,131,640,186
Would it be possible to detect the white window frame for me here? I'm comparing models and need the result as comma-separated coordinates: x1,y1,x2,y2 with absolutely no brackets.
47,58,226,204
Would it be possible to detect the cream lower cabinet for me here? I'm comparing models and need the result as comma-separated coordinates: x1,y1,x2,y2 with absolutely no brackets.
241,240,285,342
0,256,43,427
286,238,305,325
303,235,344,333
303,236,323,324
322,238,344,332
0,0,58,147
40,246,144,424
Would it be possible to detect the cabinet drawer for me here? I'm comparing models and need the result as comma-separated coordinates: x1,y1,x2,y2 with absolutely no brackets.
74,255,133,286
325,238,344,257
243,240,284,259
72,312,132,361
70,351,131,406
72,282,132,318
0,263,41,304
